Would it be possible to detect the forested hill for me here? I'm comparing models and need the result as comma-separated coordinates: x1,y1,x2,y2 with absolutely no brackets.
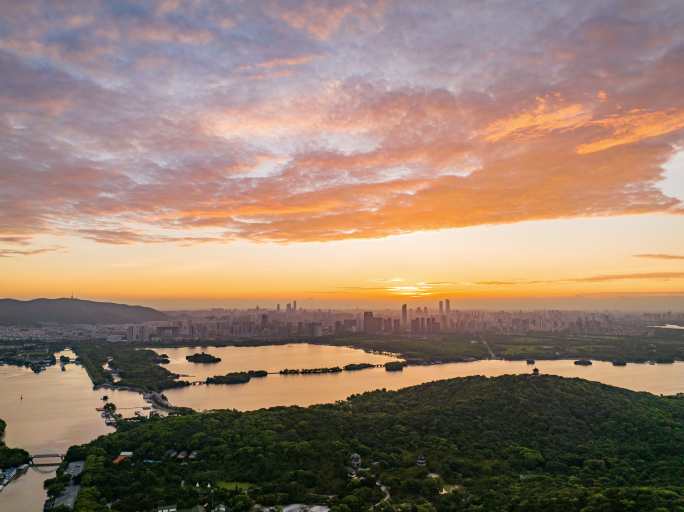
0,298,166,325
60,375,684,512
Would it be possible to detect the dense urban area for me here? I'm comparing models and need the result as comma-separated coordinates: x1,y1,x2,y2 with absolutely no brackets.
2,298,682,343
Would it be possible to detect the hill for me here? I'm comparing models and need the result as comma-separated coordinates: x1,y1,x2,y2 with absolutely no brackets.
55,375,684,512
0,298,166,325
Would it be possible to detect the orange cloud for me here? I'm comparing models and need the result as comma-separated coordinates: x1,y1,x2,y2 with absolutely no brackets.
476,272,684,285
577,108,684,154
483,96,590,142
1,1,684,250
0,246,63,258
635,254,684,261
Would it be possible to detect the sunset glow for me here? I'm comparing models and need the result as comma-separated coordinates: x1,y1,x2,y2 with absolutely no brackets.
1,1,683,309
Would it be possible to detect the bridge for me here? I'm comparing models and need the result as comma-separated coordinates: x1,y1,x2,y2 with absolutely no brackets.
30,453,65,467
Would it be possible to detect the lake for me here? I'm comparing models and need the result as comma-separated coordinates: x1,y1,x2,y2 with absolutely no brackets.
5,343,684,511
158,343,398,381
0,350,145,512
156,344,684,411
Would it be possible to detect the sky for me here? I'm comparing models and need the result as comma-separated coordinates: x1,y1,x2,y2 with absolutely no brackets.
1,0,684,310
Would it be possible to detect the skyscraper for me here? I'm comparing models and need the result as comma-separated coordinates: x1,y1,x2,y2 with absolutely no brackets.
445,299,451,314
439,301,444,315
293,300,297,312
363,311,376,334
401,304,408,327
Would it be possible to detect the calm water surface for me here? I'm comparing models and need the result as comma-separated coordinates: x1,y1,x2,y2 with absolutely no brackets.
5,344,684,511
156,344,684,411
158,343,398,381
0,350,145,512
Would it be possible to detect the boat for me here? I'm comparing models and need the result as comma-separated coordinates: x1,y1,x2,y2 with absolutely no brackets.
526,359,535,365
574,359,592,366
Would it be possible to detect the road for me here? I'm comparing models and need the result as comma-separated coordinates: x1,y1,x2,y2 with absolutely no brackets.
373,482,390,508
482,339,496,359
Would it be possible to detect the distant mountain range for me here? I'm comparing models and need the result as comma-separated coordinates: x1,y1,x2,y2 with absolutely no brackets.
0,298,167,325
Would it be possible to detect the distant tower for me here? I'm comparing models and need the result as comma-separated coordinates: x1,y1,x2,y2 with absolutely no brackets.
277,304,281,312
293,300,297,312
439,301,444,315
401,304,408,327
445,299,451,314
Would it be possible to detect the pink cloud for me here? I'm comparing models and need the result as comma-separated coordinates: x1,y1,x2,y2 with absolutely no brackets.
1,1,684,247
271,0,388,40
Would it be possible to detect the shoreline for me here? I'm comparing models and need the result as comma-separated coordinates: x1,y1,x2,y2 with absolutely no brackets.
51,339,684,412
92,382,193,414
141,336,684,366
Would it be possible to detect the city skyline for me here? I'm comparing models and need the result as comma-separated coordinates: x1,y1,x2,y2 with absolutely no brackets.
1,1,684,309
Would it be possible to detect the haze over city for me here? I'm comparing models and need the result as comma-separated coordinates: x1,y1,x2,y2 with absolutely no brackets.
1,1,683,310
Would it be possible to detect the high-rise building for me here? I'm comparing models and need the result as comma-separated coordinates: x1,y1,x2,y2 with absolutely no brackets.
401,304,408,327
293,300,297,312
363,311,374,332
276,304,281,312
363,311,382,334
439,301,444,315
445,299,451,314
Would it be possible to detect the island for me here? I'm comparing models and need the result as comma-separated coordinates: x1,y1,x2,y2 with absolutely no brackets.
185,352,221,364
0,342,59,373
50,375,684,512
206,370,267,385
384,360,406,371
343,363,376,371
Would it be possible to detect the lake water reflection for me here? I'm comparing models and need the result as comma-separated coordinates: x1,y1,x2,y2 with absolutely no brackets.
157,344,684,411
0,350,145,512
157,343,398,381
